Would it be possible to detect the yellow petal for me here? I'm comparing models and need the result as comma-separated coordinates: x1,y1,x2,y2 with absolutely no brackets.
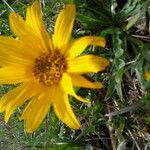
0,81,40,123
21,88,52,133
9,12,44,56
53,86,80,129
0,66,32,84
0,36,33,61
71,74,103,89
65,36,106,59
67,55,110,74
145,71,150,80
0,37,33,67
53,5,75,51
60,73,89,103
26,1,52,51
0,85,24,113
0,54,31,67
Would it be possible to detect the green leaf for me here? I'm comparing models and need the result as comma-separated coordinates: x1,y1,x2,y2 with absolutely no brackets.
106,75,116,98
142,117,150,122
63,0,74,4
47,143,83,150
125,13,140,31
142,43,150,62
143,92,150,108
124,0,150,30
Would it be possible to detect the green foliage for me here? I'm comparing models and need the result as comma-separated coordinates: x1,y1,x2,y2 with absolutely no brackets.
0,0,150,149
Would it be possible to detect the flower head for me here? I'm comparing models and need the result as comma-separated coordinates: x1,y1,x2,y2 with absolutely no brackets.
0,1,109,133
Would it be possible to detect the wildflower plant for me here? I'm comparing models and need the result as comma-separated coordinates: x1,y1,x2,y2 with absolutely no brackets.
0,0,150,149
0,1,109,133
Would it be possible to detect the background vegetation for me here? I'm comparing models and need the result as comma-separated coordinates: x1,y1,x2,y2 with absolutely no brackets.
0,0,150,149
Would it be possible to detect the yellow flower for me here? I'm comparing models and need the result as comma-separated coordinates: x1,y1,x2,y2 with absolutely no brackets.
145,71,150,80
0,1,109,133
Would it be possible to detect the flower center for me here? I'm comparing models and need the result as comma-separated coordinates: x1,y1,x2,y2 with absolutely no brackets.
33,51,67,85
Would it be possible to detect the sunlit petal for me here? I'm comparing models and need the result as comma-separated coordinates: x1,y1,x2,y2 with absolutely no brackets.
21,88,52,133
53,87,80,129
9,12,44,55
26,1,52,51
0,36,33,61
60,73,89,103
65,36,106,59
0,81,40,123
67,55,110,74
71,74,103,89
53,5,75,52
0,66,32,84
0,36,33,67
